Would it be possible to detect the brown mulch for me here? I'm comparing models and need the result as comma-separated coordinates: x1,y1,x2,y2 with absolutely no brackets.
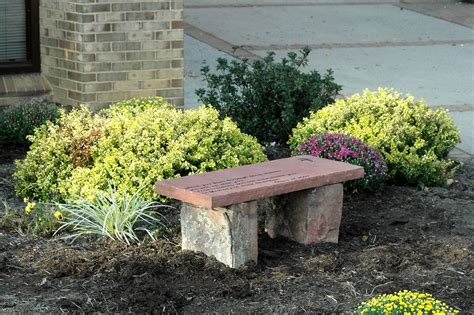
0,140,472,313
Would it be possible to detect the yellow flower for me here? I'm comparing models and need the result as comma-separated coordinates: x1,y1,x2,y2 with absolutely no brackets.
54,211,64,221
356,290,461,315
25,202,36,215
23,197,29,203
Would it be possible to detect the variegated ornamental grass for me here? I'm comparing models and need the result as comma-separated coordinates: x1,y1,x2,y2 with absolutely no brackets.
55,185,171,245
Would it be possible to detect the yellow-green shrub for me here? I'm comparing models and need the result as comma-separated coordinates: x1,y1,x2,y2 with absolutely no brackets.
289,88,460,186
14,97,266,202
14,107,101,201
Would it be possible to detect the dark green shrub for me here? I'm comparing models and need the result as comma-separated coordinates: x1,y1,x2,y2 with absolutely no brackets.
0,98,60,145
196,48,341,146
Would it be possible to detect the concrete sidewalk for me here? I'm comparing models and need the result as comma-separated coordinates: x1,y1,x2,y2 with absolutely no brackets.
183,0,474,157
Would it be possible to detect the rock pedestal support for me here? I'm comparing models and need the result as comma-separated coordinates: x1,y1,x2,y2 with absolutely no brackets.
180,183,343,268
181,201,258,268
266,183,344,244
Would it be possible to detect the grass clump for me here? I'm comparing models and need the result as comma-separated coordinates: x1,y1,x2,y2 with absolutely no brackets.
55,186,170,244
0,199,61,236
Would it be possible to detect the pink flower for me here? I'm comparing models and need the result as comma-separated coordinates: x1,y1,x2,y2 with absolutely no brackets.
339,146,350,157
296,133,387,191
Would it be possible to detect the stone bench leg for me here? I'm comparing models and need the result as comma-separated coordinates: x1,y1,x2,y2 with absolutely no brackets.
181,201,258,268
266,183,343,244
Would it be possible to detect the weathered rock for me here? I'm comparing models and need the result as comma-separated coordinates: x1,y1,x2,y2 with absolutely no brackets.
181,201,258,268
266,184,343,244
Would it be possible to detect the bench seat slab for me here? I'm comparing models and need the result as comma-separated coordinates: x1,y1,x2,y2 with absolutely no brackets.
181,201,258,268
266,183,343,244
155,155,363,209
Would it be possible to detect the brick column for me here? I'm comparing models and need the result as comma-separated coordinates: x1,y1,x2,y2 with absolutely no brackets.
181,201,258,268
40,0,184,110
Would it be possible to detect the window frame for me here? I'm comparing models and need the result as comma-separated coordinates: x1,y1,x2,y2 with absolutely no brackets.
0,0,40,74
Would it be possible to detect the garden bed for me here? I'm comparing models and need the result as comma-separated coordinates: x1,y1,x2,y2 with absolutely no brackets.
0,141,473,313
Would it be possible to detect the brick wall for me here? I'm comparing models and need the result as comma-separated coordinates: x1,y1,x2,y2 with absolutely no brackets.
40,0,184,110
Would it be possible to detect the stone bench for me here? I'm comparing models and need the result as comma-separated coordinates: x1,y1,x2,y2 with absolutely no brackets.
155,155,364,268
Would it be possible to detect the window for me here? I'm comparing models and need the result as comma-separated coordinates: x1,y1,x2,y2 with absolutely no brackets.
0,0,40,74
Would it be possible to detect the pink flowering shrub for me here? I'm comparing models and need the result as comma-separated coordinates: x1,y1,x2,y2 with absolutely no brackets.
296,133,388,191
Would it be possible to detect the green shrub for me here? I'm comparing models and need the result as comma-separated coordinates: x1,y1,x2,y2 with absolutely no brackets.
295,133,388,191
0,98,60,145
14,97,266,202
355,290,459,314
196,47,341,146
289,88,460,186
55,185,170,244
